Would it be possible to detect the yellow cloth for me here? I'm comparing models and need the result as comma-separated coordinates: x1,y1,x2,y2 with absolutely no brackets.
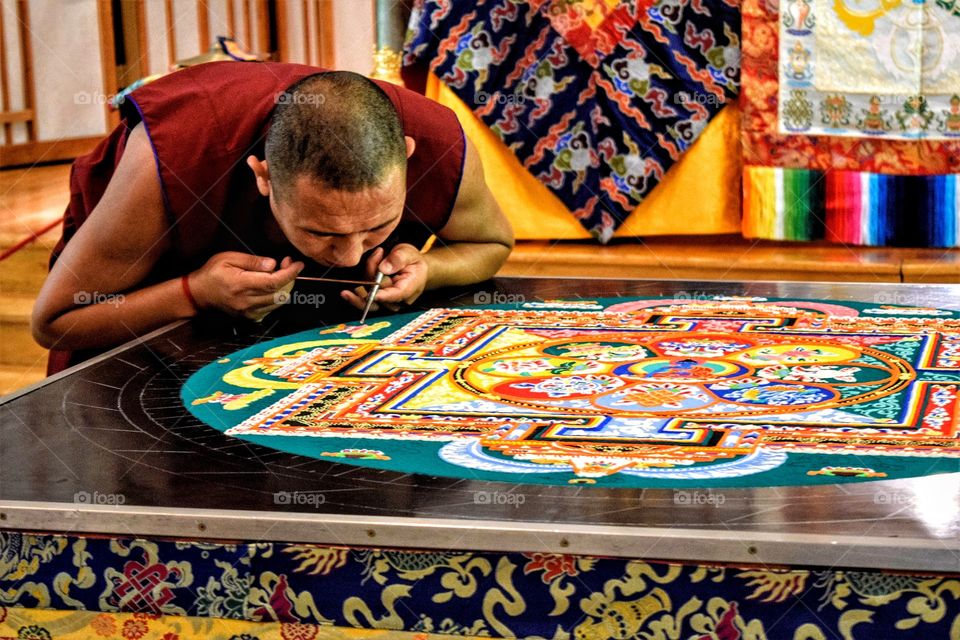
426,73,742,239
0,606,487,639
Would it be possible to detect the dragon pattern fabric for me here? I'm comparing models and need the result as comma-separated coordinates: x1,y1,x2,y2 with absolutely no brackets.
1,531,958,638
403,0,740,241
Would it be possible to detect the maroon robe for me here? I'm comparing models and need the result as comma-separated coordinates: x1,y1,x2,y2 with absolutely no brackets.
48,61,466,374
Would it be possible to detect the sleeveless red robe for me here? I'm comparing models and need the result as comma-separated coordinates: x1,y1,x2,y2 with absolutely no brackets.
48,61,466,374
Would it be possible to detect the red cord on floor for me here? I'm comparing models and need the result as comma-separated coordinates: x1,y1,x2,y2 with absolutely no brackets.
0,217,62,262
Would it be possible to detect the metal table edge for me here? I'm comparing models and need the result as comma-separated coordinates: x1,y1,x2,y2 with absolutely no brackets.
1,500,956,574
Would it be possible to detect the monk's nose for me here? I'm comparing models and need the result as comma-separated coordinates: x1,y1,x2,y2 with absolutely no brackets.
329,238,363,267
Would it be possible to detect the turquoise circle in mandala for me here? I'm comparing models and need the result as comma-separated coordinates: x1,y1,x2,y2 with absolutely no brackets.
181,295,960,488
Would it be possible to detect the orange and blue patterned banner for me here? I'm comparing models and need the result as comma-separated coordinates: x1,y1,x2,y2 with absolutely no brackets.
2,532,958,637
403,0,740,242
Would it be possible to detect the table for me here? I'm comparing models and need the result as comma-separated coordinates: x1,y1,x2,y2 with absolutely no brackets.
2,277,958,639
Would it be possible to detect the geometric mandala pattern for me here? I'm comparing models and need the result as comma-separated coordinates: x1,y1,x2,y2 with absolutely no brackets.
182,297,960,488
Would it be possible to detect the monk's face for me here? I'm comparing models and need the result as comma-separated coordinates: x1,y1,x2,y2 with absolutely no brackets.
270,168,405,268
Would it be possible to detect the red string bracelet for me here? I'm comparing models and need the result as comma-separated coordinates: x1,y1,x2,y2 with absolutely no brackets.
181,274,199,312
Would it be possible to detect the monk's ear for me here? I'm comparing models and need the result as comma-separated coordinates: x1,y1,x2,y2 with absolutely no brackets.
404,136,416,159
246,156,271,197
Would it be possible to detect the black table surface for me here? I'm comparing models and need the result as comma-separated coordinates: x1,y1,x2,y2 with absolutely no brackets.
2,277,958,572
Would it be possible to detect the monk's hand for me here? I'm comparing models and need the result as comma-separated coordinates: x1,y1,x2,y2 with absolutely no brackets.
341,245,426,315
189,252,303,321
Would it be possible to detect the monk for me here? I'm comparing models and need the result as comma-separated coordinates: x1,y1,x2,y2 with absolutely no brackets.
32,62,513,373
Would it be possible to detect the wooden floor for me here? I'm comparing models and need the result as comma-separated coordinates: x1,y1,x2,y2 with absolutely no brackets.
501,237,960,284
0,163,70,396
1,162,958,396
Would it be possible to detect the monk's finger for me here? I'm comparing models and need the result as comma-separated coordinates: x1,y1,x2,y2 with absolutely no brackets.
239,261,303,293
372,271,418,304
370,281,406,303
246,292,287,309
267,261,304,287
378,244,420,276
224,252,276,273
341,289,379,313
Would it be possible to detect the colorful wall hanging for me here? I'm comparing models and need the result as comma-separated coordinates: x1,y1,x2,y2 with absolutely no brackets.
403,0,740,242
741,0,960,246
778,0,960,140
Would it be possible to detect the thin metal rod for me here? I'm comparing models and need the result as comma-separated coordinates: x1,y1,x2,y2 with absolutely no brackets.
295,276,378,286
360,271,385,323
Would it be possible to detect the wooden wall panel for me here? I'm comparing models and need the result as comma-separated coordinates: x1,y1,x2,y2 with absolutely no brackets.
206,0,232,44
143,0,168,76
197,0,210,51
27,0,107,141
281,0,307,64
171,0,201,62
0,0,381,166
133,1,148,78
240,0,252,51
0,1,10,144
0,0,29,144
225,0,235,36
332,0,373,73
96,0,119,129
254,0,269,54
317,0,335,68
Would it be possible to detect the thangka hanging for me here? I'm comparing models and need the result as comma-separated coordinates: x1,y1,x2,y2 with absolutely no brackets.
741,0,960,247
777,0,960,140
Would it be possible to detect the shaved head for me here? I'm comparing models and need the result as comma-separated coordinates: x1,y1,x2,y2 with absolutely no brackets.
265,71,406,195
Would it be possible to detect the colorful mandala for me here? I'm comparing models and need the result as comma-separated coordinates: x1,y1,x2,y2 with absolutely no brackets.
182,297,960,488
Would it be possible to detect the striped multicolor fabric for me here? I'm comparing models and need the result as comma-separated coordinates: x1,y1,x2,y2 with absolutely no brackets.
743,167,960,247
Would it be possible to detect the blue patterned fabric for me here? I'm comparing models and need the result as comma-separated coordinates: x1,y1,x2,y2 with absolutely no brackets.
1,531,957,637
403,0,741,241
